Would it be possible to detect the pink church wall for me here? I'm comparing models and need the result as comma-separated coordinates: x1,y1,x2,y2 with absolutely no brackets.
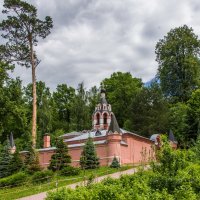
68,147,83,167
107,134,122,164
34,133,154,169
120,134,153,165
96,144,108,166
69,143,108,167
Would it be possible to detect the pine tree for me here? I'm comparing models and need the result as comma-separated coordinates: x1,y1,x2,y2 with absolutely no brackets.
80,137,99,169
48,138,71,171
0,0,53,148
110,156,120,168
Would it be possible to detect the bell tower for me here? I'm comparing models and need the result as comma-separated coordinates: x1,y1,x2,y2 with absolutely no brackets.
92,87,113,130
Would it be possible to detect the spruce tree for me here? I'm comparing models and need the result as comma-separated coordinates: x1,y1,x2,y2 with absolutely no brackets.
0,139,12,178
110,156,120,168
10,150,23,174
80,137,99,169
48,138,71,171
24,146,41,174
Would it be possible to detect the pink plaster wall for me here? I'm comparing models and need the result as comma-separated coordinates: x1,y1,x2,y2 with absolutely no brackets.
38,151,54,168
35,132,154,168
120,134,153,165
69,143,108,167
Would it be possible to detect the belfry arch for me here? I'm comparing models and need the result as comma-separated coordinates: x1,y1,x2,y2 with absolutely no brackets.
96,113,100,125
103,112,107,125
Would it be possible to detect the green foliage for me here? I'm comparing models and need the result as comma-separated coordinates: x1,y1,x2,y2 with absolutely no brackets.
168,102,188,144
51,129,65,147
0,140,13,178
152,136,191,176
187,89,200,141
0,70,29,147
86,173,95,187
71,82,91,131
52,84,76,132
48,138,71,171
0,0,53,67
156,25,200,102
0,140,23,178
24,81,54,148
10,150,23,174
174,184,197,200
31,170,53,184
80,137,99,169
0,0,53,148
128,82,169,137
47,161,200,200
110,156,120,168
24,148,41,174
0,172,27,188
176,164,200,193
59,165,80,176
102,72,142,127
192,135,200,163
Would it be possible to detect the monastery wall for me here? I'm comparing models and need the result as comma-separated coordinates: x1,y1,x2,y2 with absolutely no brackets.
121,134,154,165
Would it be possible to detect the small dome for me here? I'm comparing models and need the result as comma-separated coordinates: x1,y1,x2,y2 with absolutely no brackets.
150,134,159,142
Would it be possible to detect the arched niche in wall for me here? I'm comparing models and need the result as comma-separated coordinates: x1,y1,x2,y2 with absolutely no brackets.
96,113,100,125
103,112,108,125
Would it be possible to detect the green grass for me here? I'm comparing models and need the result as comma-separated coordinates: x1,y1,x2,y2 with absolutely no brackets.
0,166,132,200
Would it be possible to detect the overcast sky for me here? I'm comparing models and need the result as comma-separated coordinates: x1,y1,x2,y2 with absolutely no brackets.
0,0,200,90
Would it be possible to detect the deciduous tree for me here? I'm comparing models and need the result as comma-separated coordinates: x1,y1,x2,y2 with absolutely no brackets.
156,25,200,102
127,82,169,137
186,89,200,141
102,72,142,127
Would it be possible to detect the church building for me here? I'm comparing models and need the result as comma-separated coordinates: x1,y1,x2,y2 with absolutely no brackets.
36,88,154,168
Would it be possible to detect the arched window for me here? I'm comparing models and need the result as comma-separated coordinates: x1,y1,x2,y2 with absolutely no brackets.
96,113,100,125
103,113,107,125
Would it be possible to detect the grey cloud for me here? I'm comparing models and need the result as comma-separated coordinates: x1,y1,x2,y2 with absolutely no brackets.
1,0,200,90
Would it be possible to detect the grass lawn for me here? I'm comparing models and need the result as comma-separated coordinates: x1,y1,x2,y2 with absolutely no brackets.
0,166,132,200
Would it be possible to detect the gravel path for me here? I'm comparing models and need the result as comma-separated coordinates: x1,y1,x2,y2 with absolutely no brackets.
18,167,142,200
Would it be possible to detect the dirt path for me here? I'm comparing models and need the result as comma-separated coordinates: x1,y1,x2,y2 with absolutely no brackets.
18,167,142,200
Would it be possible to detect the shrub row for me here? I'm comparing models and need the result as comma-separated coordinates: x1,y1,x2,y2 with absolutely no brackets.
46,165,200,200
0,165,82,188
59,166,80,176
32,170,54,184
0,172,27,188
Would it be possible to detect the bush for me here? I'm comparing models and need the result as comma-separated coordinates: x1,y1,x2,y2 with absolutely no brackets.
110,156,120,168
0,172,27,188
149,173,181,192
32,170,53,184
176,164,200,193
174,184,197,200
59,166,80,176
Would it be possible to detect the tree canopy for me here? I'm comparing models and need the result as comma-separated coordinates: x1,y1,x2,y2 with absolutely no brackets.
102,72,142,127
156,25,200,102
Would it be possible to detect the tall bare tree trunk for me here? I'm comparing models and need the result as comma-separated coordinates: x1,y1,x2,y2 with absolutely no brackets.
30,37,37,148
